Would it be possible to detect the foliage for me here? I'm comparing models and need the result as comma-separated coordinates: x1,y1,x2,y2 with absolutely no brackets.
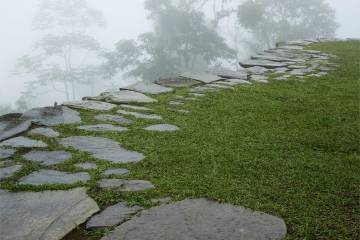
237,0,339,47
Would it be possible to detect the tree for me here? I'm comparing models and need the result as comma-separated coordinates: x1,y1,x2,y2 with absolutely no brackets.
237,0,339,48
104,0,235,81
13,0,106,106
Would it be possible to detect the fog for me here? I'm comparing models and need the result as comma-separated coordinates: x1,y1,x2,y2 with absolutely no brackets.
0,0,359,113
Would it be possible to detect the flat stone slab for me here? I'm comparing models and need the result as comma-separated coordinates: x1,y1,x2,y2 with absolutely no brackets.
144,124,180,132
0,160,14,168
94,90,157,104
155,77,202,87
75,163,98,170
117,110,162,120
240,59,288,69
0,114,32,141
190,86,220,93
120,104,152,111
78,124,128,132
99,179,155,192
87,202,141,229
0,137,48,148
121,81,173,94
101,198,287,240
104,168,129,176
0,165,22,180
209,70,248,79
64,100,117,111
23,151,72,166
19,170,90,185
0,188,99,240
29,127,60,138
180,72,223,83
95,114,133,125
21,106,81,126
245,66,269,75
0,148,16,159
59,136,145,164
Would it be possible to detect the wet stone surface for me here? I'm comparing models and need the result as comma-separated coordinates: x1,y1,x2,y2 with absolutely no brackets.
155,77,201,87
59,136,145,164
0,148,16,159
0,164,22,180
0,114,32,142
23,151,72,166
29,127,60,138
98,179,155,192
180,72,223,83
0,137,48,148
64,100,117,111
121,81,173,94
19,170,90,185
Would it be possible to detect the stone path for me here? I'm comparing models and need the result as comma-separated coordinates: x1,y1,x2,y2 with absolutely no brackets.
64,100,117,111
98,179,155,192
180,72,224,83
121,81,173,94
87,90,157,104
19,170,90,185
23,150,72,166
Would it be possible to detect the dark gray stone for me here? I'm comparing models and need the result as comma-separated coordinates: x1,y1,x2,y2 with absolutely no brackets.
0,137,47,148
29,127,60,138
86,202,141,229
0,188,99,240
155,77,201,87
0,114,32,141
104,168,129,176
0,165,22,180
19,170,90,185
101,199,287,240
75,163,98,170
59,136,145,164
23,151,72,166
78,124,128,132
121,81,173,94
21,106,81,126
180,72,223,83
64,100,117,111
0,148,16,159
99,179,155,192
117,110,162,120
95,115,133,125
144,124,180,132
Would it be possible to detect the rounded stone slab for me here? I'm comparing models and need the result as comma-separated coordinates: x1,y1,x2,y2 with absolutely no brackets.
121,81,173,94
104,168,129,176
0,113,32,141
0,148,16,159
0,188,99,240
0,165,22,180
64,100,117,111
21,106,81,126
101,199,287,240
117,110,162,120
78,124,128,132
155,77,202,87
98,179,155,192
95,114,133,125
59,136,145,164
19,170,90,185
29,127,60,138
86,202,142,229
180,72,224,84
0,137,48,148
99,90,157,104
75,163,98,170
240,59,288,69
23,151,72,166
245,66,269,75
209,69,248,79
144,124,180,132
120,104,152,112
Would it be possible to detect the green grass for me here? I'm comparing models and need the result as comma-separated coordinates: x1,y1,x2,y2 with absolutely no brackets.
1,41,359,239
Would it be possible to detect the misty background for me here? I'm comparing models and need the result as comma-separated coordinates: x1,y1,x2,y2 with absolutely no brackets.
0,0,359,114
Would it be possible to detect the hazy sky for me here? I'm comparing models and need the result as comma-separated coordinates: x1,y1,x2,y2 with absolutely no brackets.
0,0,359,108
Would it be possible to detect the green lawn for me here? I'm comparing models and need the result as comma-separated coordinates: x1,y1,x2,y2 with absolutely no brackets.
2,41,359,239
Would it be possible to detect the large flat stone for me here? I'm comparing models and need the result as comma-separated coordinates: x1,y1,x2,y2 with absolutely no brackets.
179,72,223,83
29,127,60,138
23,151,72,166
121,81,173,94
240,59,289,69
86,202,141,229
99,179,155,192
155,77,201,87
78,124,128,132
19,170,90,185
95,114,133,125
93,90,157,104
0,148,16,159
104,168,129,176
21,106,81,126
0,165,22,180
245,66,269,75
63,100,117,111
101,199,287,240
144,124,180,132
120,105,152,112
59,136,145,164
0,188,99,240
0,114,32,141
0,137,48,148
117,110,162,120
209,69,248,79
